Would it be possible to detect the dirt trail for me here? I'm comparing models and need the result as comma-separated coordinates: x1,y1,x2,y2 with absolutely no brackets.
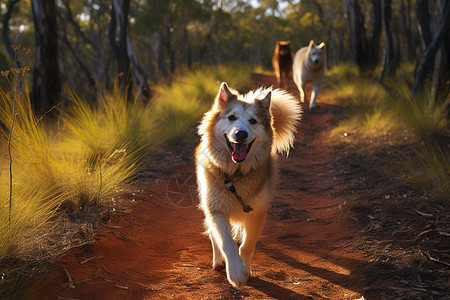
32,74,367,299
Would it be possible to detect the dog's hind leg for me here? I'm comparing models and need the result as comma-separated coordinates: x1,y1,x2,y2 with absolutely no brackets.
309,84,320,108
299,83,306,103
281,71,289,89
275,72,281,87
208,213,249,287
239,210,267,275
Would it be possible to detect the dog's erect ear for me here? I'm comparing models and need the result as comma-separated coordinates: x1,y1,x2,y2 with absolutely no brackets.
216,82,236,107
317,42,325,49
258,91,271,110
308,40,315,48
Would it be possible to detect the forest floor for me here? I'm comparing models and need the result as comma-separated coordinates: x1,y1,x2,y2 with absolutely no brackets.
29,74,449,299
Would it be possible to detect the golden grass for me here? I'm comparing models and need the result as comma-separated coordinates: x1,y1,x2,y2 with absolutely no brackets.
0,89,63,258
0,85,146,259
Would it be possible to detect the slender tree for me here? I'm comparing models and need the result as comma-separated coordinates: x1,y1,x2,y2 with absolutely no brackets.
412,2,450,97
2,0,21,66
108,0,150,100
343,0,381,72
31,0,61,114
416,0,433,48
380,0,399,80
108,0,131,92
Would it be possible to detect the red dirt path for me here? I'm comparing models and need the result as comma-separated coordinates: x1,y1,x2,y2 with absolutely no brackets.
32,75,368,299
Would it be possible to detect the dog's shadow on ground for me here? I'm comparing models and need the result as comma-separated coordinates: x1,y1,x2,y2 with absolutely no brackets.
247,277,312,299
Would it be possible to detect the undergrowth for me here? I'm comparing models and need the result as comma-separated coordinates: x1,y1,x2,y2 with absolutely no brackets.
328,63,450,206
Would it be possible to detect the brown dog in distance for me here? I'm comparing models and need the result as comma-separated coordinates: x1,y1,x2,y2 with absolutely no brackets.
272,41,293,89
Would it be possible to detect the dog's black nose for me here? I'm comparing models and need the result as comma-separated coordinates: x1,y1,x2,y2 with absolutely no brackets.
235,130,248,142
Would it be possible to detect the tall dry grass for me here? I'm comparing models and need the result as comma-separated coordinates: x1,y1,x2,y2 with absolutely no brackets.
0,87,64,258
328,63,449,205
395,86,449,204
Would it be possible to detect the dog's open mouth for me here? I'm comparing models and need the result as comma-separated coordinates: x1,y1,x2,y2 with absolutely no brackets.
225,134,255,163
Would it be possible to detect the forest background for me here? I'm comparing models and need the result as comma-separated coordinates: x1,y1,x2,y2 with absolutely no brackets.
0,0,449,297
0,0,448,110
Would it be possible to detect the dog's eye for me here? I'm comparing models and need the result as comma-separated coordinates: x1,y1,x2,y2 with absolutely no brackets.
228,115,236,121
249,118,257,125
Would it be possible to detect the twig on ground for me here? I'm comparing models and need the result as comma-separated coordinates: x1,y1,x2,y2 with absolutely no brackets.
80,256,97,265
63,267,75,289
115,283,129,290
50,240,96,261
422,251,450,267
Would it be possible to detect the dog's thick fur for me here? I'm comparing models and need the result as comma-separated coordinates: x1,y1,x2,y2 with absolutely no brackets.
196,82,301,287
272,41,293,89
292,40,326,108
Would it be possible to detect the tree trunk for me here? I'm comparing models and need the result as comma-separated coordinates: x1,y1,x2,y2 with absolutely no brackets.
162,8,175,74
126,33,151,100
151,31,168,78
417,0,433,48
400,0,416,61
343,0,367,69
411,2,450,96
31,0,61,114
343,0,381,72
89,2,108,97
435,2,450,103
109,0,131,92
2,0,21,66
380,0,398,80
367,0,382,69
183,24,192,69
109,0,150,101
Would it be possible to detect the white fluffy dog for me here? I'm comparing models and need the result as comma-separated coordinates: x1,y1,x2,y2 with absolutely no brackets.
293,40,326,108
196,82,301,287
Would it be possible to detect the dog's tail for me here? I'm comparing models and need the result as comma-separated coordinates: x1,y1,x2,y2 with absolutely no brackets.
270,89,302,156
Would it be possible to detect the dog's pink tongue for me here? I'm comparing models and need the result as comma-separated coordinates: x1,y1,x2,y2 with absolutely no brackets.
232,143,247,161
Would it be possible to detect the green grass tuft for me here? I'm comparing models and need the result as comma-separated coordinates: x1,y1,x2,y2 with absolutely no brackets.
397,88,449,143
406,143,450,204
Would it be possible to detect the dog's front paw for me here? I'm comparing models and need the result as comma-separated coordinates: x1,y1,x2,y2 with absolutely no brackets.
226,258,250,288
